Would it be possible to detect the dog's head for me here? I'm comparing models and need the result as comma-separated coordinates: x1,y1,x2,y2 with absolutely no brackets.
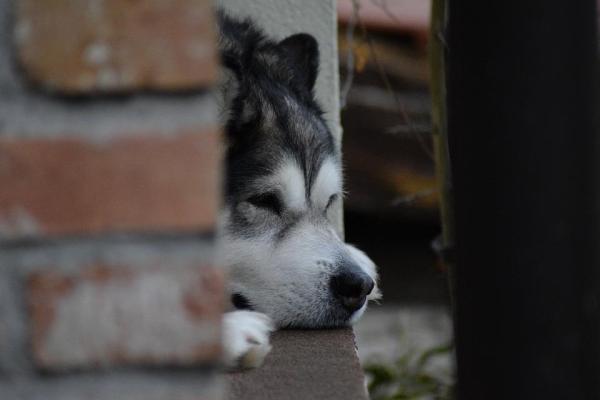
218,20,380,328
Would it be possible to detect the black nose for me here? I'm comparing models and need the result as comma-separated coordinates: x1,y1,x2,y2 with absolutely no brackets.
329,266,375,312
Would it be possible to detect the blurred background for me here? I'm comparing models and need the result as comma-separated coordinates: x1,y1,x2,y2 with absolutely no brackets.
336,0,455,397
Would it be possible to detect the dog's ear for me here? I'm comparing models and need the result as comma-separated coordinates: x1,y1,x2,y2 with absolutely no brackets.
278,33,319,92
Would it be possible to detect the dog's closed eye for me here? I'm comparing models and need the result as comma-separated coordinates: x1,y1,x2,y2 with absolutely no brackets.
247,192,282,215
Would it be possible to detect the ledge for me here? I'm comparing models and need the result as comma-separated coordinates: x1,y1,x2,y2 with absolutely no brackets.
226,328,368,400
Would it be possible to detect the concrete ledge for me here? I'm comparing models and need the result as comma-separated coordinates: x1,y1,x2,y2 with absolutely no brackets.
226,328,368,400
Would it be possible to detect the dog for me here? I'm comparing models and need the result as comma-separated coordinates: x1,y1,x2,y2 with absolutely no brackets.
216,12,381,369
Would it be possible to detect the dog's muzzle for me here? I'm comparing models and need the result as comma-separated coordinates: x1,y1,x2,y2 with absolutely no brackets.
329,262,374,312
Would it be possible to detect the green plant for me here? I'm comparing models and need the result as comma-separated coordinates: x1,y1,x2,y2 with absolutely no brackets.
364,343,454,400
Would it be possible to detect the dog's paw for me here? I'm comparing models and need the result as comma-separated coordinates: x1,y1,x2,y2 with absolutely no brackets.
222,310,274,370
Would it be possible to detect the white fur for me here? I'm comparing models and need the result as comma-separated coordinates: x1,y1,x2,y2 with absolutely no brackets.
349,302,368,325
311,157,342,209
273,159,306,211
222,311,274,369
222,216,343,326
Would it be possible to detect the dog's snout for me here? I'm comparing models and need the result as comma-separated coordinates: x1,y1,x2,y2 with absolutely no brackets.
329,266,374,312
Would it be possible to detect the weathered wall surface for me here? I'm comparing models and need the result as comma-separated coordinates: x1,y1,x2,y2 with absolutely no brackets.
0,0,225,398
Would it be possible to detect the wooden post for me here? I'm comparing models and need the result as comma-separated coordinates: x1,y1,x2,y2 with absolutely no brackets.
447,0,600,398
429,0,456,313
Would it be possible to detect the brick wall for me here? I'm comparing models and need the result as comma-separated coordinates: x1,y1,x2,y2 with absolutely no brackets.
0,0,224,398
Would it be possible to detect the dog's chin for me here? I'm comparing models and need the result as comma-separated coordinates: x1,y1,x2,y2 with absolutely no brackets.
272,301,370,329
348,302,368,325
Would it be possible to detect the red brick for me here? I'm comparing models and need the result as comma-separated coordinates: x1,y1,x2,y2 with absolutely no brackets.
15,0,217,93
0,129,222,239
28,263,225,369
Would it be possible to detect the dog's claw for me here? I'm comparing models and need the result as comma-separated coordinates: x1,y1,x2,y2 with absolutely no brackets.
222,310,274,370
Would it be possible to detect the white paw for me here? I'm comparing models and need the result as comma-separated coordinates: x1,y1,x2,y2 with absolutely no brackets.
222,310,274,369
